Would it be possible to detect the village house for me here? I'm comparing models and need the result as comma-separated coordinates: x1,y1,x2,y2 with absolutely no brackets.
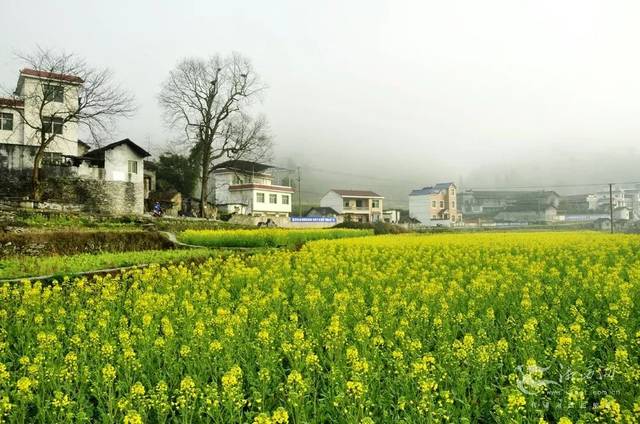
408,182,461,227
458,190,560,224
0,69,149,215
320,189,384,223
211,160,294,217
383,209,401,224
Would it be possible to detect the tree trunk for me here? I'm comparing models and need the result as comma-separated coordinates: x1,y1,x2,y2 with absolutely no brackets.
199,152,209,218
31,148,45,202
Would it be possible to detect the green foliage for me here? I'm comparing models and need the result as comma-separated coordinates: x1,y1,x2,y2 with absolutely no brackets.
178,228,373,247
0,248,212,279
154,153,199,197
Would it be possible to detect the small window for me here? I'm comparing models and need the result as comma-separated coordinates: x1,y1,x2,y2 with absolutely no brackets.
344,200,350,207
0,113,13,131
431,200,436,208
43,152,63,166
257,193,265,203
128,160,138,174
372,199,380,208
269,194,277,204
44,84,64,103
356,199,364,208
439,200,444,208
43,116,63,135
452,201,456,208
282,195,289,205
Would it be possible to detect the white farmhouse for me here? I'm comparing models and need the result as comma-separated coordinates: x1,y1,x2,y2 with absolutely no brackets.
212,160,294,217
0,69,84,168
0,68,150,215
320,189,384,223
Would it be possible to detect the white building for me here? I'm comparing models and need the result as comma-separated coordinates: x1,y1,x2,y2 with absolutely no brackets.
212,160,294,217
383,209,401,224
0,68,150,214
409,182,461,227
320,189,384,223
0,69,84,168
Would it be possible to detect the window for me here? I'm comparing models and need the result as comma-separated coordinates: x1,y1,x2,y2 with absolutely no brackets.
282,195,289,205
355,199,364,208
344,200,350,207
44,84,64,102
431,200,436,208
43,116,63,135
452,201,456,208
0,113,13,131
439,200,444,208
43,152,63,166
257,193,265,203
128,160,138,174
269,194,277,204
372,199,380,208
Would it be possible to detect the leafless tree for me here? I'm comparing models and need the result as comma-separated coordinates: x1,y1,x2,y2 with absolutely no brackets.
159,53,271,217
2,47,135,201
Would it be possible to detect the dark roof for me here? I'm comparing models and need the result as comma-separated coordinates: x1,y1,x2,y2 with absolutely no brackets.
464,190,560,200
331,189,383,198
216,160,274,174
502,202,557,212
20,68,84,84
410,182,455,196
305,206,339,217
84,138,151,160
0,97,24,108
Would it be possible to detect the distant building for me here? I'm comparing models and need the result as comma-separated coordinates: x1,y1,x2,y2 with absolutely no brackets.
409,182,461,227
320,189,384,223
211,160,294,217
494,204,557,223
383,209,401,224
458,190,561,224
305,206,340,218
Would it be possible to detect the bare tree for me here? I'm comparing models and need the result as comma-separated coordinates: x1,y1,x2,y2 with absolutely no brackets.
159,53,271,217
1,47,135,201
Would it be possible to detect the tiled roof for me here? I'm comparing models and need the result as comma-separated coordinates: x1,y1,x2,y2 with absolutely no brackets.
83,138,151,159
305,206,339,216
0,97,24,108
20,68,84,84
410,182,455,196
331,189,383,198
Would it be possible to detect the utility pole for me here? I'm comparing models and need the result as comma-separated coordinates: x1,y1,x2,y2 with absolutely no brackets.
609,183,614,234
297,166,302,217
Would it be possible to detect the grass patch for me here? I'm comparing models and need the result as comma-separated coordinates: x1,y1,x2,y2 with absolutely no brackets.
178,228,373,247
0,248,213,280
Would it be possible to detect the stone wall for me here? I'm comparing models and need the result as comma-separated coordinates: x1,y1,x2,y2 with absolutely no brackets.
0,169,145,215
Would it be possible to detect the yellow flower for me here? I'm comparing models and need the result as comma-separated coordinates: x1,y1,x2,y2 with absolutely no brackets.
271,407,289,424
102,364,116,382
16,377,35,394
123,410,143,424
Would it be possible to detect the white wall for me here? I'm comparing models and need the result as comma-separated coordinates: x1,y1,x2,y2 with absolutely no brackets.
0,106,25,145
251,190,292,214
19,76,80,157
320,191,344,213
409,194,431,224
104,144,143,183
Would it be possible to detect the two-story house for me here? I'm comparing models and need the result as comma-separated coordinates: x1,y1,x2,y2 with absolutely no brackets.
211,160,294,217
0,68,150,215
409,182,461,226
0,69,84,169
320,189,384,223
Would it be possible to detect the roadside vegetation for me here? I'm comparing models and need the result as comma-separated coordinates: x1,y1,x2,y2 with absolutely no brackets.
178,228,373,248
0,248,213,280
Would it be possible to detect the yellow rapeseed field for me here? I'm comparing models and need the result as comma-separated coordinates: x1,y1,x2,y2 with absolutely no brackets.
1,232,639,422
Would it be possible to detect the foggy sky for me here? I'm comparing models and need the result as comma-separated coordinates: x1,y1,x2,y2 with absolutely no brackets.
3,0,640,206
